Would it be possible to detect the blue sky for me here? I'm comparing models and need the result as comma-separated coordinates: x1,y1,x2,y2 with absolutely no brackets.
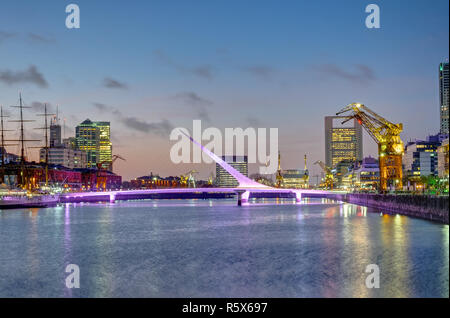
1,0,449,180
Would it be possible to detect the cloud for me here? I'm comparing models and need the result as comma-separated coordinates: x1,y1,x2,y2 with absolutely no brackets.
153,49,215,80
92,102,173,136
120,117,174,136
192,65,214,80
103,77,128,89
172,91,213,123
93,102,110,112
173,92,213,106
245,116,263,127
314,64,376,84
0,65,48,88
0,30,17,43
241,65,275,80
27,33,55,44
30,101,56,113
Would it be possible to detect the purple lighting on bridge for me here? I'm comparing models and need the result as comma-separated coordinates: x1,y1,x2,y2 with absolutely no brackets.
179,129,269,189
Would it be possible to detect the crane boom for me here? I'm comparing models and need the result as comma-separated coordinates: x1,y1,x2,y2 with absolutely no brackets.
336,103,404,191
313,160,334,189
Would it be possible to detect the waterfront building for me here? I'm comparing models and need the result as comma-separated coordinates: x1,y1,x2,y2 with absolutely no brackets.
215,156,248,187
131,173,181,189
1,162,83,190
403,135,442,178
39,147,87,169
74,168,122,191
280,169,309,189
353,156,380,190
325,116,363,168
75,119,112,169
439,62,449,134
438,138,449,179
334,159,355,188
0,147,20,165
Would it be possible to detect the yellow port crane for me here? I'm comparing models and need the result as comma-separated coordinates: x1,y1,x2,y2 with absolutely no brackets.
96,154,125,190
314,160,333,189
275,151,283,188
336,103,404,191
180,170,198,188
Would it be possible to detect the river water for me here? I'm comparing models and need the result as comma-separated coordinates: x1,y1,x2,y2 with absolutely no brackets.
0,198,448,297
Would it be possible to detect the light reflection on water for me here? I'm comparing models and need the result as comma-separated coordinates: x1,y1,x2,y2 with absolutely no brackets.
0,198,448,298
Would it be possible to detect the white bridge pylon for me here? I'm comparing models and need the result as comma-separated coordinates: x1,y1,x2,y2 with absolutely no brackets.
180,129,269,189
180,129,303,205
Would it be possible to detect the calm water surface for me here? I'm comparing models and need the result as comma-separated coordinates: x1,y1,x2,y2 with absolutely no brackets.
0,198,448,297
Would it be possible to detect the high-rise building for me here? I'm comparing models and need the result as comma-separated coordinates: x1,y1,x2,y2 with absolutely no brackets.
215,156,248,187
75,119,112,169
96,122,113,170
325,116,363,168
439,62,449,134
49,122,62,148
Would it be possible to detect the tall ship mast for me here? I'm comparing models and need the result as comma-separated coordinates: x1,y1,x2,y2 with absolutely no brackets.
0,106,17,168
33,104,55,187
6,94,40,189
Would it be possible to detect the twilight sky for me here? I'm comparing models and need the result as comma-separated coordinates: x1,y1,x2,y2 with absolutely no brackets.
0,0,449,181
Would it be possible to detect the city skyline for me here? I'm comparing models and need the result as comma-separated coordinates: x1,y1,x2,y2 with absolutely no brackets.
1,0,449,181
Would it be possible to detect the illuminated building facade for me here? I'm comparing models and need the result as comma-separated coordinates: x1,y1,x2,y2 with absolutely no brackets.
345,156,380,190
216,156,248,187
75,119,112,169
403,135,442,177
437,138,449,179
325,116,363,168
280,169,309,188
39,147,87,169
96,122,113,170
440,62,449,134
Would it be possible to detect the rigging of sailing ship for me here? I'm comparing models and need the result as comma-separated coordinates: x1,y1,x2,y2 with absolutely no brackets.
31,104,55,189
4,94,40,189
0,106,18,168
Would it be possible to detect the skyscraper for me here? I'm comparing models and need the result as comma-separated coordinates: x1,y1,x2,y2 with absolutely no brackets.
96,122,113,170
325,116,363,168
439,62,449,134
75,119,112,169
49,121,62,148
215,156,248,187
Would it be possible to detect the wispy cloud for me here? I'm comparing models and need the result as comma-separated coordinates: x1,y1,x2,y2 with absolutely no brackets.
30,101,56,113
241,65,275,80
120,117,174,136
103,77,128,89
153,49,215,80
27,33,56,44
93,102,110,112
314,64,376,84
245,116,263,127
0,65,48,88
0,30,17,43
172,91,213,123
92,102,173,136
172,92,213,107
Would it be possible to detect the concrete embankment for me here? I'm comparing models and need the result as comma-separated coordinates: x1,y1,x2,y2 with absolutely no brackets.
310,193,449,224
